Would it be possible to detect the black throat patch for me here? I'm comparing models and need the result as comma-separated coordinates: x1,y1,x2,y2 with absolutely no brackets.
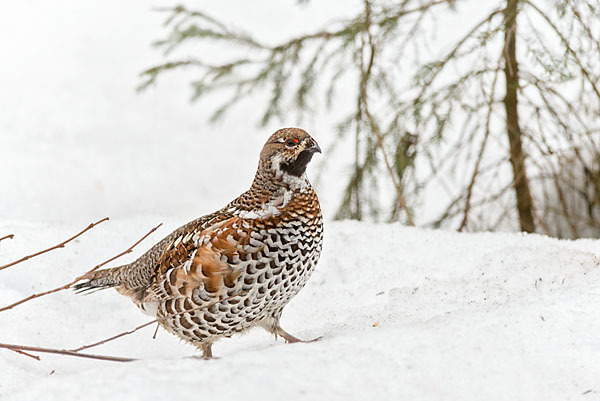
280,150,316,177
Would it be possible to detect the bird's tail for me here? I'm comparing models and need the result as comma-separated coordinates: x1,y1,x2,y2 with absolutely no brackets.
72,266,123,294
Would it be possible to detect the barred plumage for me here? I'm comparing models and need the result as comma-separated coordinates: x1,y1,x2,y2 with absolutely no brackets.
74,128,323,357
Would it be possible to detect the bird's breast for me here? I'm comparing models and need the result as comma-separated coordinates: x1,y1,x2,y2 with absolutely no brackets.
152,190,323,342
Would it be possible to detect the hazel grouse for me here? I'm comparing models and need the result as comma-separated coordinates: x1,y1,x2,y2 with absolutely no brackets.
75,128,323,358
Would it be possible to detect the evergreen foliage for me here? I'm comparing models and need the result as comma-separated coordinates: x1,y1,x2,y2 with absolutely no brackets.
140,0,600,237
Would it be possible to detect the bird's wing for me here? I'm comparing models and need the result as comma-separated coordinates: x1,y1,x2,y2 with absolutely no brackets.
145,216,253,306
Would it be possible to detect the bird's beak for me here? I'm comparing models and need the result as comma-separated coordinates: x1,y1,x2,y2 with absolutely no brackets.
307,142,322,154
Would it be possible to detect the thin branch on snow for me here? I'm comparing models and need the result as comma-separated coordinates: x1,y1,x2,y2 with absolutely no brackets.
0,234,15,242
6,346,40,361
0,217,109,272
0,223,163,313
69,320,158,353
0,343,136,363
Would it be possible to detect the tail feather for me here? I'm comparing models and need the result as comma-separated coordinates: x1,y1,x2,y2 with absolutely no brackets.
72,267,121,294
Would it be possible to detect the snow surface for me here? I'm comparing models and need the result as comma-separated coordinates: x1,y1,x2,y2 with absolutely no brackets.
2,1,600,400
1,219,600,400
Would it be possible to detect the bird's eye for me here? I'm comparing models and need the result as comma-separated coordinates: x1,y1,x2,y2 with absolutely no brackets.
286,139,299,147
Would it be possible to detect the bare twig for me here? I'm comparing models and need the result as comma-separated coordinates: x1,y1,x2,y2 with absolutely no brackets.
458,49,504,231
357,3,414,226
0,343,136,363
0,218,109,272
0,234,14,242
7,347,40,361
365,106,415,226
69,320,157,353
0,223,162,313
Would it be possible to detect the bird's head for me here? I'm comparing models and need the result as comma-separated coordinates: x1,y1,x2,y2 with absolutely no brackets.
259,128,321,182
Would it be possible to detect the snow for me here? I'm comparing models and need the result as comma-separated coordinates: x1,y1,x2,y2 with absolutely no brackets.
2,1,600,399
1,219,600,400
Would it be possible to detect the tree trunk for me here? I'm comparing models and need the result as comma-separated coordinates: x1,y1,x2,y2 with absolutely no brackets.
503,0,536,233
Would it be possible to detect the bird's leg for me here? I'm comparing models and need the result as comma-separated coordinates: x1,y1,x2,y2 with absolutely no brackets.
192,343,213,359
273,325,321,343
260,317,321,343
188,343,218,360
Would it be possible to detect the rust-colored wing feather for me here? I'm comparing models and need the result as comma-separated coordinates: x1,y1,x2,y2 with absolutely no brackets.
145,217,251,306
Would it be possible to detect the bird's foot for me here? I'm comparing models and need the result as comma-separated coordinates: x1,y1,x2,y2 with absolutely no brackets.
276,326,322,344
188,355,219,360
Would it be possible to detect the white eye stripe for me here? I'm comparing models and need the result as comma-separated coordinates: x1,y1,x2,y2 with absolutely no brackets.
277,138,285,143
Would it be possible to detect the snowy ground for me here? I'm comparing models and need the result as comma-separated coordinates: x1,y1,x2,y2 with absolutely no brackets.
2,1,600,400
1,219,600,400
